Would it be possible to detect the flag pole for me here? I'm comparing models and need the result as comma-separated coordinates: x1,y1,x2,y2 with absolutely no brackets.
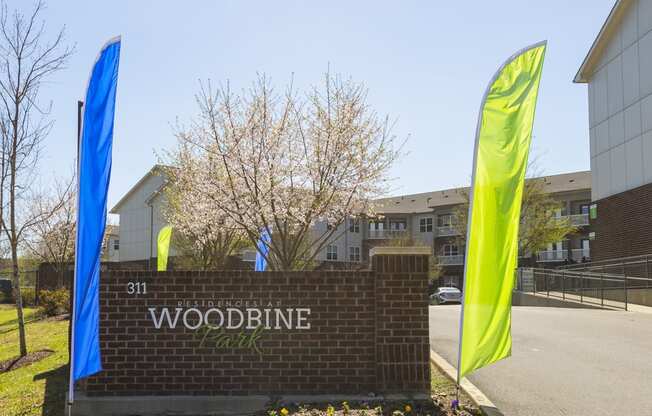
455,41,547,402
67,100,83,413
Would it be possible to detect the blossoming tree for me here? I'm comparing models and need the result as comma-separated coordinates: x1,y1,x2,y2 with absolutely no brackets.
162,154,247,270
167,73,402,270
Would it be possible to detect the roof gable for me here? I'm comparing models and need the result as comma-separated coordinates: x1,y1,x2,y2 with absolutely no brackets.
109,165,170,213
575,0,631,83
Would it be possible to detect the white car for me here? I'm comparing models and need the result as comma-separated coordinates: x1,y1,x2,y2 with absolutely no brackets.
430,287,462,304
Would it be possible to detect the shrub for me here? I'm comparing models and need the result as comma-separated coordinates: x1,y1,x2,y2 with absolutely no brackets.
20,287,36,306
39,288,70,316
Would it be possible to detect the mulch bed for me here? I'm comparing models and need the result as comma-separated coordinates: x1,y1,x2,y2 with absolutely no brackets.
260,397,480,416
0,349,54,373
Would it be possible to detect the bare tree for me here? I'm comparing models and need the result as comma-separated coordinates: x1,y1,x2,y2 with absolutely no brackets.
24,178,75,287
0,0,73,356
169,73,402,270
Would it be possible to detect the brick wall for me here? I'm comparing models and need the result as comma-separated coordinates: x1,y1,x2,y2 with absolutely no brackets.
83,252,430,396
591,182,652,262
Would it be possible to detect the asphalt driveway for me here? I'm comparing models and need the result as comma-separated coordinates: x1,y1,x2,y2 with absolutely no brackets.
429,305,652,416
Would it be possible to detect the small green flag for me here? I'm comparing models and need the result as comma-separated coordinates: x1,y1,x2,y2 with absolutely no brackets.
157,226,173,271
458,42,546,380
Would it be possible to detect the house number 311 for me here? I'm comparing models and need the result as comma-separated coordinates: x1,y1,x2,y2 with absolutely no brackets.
127,282,147,295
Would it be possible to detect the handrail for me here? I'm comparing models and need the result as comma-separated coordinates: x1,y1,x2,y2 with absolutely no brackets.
516,266,652,311
560,253,652,270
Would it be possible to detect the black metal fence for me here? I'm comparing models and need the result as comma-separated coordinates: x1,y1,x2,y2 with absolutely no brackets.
0,269,39,304
516,267,652,310
559,254,652,280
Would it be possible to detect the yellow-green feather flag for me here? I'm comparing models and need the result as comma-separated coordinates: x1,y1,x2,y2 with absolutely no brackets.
157,226,173,271
457,42,546,380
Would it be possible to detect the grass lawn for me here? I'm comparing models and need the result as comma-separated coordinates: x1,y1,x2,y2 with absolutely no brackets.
0,304,68,416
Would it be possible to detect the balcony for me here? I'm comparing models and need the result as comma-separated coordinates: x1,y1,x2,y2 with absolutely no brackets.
367,229,409,239
241,249,257,262
438,255,464,265
570,248,590,262
436,225,460,237
536,250,568,262
565,213,589,227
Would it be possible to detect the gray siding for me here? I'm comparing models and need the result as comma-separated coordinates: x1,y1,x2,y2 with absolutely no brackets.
588,0,652,200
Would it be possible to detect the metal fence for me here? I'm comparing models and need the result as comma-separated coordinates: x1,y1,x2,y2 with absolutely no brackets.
560,253,652,279
0,269,39,304
516,267,652,311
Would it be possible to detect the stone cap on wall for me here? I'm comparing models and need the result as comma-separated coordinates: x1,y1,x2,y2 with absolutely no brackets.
369,246,431,273
369,246,432,257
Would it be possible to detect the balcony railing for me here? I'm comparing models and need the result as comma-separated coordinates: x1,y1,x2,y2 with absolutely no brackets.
241,249,257,262
565,213,589,227
438,255,464,265
571,248,590,262
436,225,460,237
367,229,409,239
537,250,568,262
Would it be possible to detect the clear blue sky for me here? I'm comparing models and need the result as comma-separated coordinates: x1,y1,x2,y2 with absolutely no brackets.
15,0,614,208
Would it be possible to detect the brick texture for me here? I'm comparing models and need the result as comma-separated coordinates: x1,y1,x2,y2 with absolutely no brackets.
83,253,430,396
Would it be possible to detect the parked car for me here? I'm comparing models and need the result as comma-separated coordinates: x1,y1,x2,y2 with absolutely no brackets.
430,287,462,304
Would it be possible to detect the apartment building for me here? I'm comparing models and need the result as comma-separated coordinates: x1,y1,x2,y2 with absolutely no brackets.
102,225,120,262
109,165,174,264
315,171,592,288
111,166,591,285
575,0,652,261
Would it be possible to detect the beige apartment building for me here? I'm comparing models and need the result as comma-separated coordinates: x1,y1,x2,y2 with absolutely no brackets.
111,166,591,285
317,171,592,288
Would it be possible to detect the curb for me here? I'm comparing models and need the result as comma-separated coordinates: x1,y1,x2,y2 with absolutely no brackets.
429,350,504,416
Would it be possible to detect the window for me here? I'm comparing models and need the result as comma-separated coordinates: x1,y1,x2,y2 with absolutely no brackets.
389,220,407,230
348,218,360,233
369,220,387,231
349,246,361,262
579,204,590,215
441,244,459,256
437,214,455,227
419,217,433,232
326,244,338,260
113,239,119,251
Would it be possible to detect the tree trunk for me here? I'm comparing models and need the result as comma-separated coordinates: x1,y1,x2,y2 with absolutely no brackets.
11,93,27,357
11,242,27,356
58,267,65,288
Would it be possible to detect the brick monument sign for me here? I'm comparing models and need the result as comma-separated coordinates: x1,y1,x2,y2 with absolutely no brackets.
74,247,431,413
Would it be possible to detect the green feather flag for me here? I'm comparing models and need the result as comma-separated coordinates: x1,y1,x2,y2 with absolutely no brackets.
458,42,546,380
157,226,173,272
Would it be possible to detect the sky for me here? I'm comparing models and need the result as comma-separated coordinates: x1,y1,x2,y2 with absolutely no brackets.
9,0,615,209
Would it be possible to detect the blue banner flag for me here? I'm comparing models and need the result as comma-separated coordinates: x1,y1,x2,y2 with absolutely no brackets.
255,228,271,271
71,37,121,385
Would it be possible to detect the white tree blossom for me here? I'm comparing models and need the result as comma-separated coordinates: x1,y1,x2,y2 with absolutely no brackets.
168,73,402,270
161,156,246,270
